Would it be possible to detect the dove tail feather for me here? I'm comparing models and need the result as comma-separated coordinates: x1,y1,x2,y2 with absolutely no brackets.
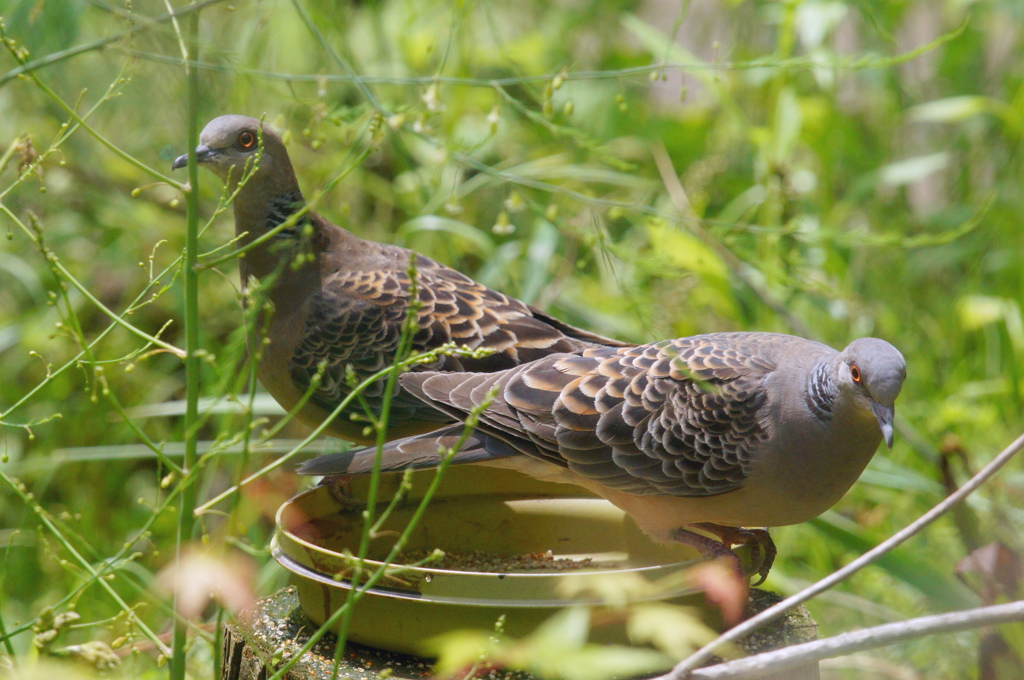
296,424,518,476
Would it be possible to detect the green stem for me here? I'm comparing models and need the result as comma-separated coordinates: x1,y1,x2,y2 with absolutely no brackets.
1,474,191,645
169,10,203,680
104,390,185,474
196,143,372,270
287,0,386,113
1,255,184,421
0,24,182,187
0,206,185,358
331,262,424,675
0,469,170,655
214,607,225,680
0,539,16,662
0,0,228,87
264,405,490,680
191,343,476,515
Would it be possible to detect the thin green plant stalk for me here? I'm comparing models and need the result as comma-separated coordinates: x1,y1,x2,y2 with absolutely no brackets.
0,470,193,645
20,217,106,408
0,539,16,663
169,10,203,680
121,49,953,92
265,406,491,680
0,468,171,655
0,253,184,424
326,262,496,678
191,342,482,514
10,219,184,473
216,264,277,566
188,276,323,448
0,23,182,187
0,0,227,87
366,468,419,539
241,364,324,442
328,423,483,680
0,205,185,357
0,47,132,203
287,0,386,114
251,265,491,679
196,142,373,270
214,607,225,680
0,51,187,359
103,389,185,474
231,310,264,507
330,262,426,677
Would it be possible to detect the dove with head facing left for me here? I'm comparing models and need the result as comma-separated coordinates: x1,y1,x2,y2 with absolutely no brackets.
173,115,628,444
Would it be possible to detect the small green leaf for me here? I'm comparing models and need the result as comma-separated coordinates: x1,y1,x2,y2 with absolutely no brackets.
957,295,1013,330
520,219,559,304
535,644,671,680
772,87,803,162
398,215,495,255
424,629,500,677
530,605,591,650
627,603,720,658
878,153,949,186
908,96,993,123
646,221,728,281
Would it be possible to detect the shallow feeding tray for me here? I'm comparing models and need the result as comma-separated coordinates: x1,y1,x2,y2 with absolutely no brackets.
273,466,736,655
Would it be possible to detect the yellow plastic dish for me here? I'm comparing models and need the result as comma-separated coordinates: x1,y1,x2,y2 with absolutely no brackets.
273,466,724,655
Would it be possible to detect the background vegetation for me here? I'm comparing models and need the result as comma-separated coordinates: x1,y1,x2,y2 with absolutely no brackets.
2,0,1023,678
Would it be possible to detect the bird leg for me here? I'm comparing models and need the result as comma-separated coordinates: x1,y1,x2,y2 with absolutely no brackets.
692,523,776,586
317,475,363,511
671,524,777,586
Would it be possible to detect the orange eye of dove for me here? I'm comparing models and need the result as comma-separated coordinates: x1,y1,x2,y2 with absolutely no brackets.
238,131,256,149
850,364,862,384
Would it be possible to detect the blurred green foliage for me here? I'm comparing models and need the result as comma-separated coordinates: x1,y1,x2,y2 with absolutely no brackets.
2,0,1023,677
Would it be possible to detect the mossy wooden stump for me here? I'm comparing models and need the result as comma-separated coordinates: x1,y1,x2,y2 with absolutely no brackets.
222,587,819,680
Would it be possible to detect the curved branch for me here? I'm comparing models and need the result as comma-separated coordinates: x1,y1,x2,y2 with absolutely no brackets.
664,429,1024,677
689,600,1024,679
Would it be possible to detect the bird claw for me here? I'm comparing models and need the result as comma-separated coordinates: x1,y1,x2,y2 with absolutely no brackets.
673,524,777,586
318,475,363,511
746,534,776,586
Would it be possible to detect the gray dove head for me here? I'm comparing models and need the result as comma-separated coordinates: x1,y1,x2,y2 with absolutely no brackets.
172,115,292,184
836,338,907,449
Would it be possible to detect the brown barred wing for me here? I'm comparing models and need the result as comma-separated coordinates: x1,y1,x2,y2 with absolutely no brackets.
288,270,452,430
411,260,617,370
288,255,623,432
402,337,776,497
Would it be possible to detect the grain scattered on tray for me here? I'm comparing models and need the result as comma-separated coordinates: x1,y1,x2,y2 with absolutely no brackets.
400,549,593,572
